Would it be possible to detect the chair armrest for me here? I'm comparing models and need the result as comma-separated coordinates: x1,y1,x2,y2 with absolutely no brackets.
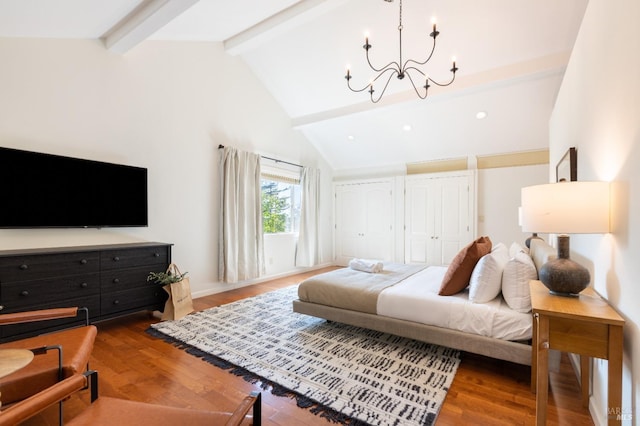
0,373,87,425
225,391,261,426
0,307,88,326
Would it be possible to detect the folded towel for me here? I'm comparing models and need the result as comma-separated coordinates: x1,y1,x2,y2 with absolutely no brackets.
349,258,384,273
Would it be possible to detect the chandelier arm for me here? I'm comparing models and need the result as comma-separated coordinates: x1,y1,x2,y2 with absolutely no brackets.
426,72,457,87
403,66,425,77
366,48,401,74
405,71,428,99
402,36,437,69
370,69,398,103
346,81,376,93
346,67,399,93
372,66,399,83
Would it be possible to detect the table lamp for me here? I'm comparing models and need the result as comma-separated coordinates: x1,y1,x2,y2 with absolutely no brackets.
520,181,610,296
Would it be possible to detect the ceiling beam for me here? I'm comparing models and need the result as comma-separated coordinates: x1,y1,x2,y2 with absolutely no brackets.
224,0,347,56
291,52,572,128
103,0,199,54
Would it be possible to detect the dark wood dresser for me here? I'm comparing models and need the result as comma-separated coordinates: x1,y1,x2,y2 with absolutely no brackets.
0,242,172,342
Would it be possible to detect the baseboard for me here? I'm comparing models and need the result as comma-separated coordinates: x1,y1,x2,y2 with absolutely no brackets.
190,262,334,299
590,398,606,426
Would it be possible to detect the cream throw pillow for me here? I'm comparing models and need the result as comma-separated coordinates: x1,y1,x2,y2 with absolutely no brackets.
502,251,537,313
469,243,510,303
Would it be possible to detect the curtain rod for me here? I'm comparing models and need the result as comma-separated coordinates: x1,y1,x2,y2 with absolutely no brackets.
218,144,303,168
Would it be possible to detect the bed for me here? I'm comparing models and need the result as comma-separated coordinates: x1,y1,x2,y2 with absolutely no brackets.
293,238,558,366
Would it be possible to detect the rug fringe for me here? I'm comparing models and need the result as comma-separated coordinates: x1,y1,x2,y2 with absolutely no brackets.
146,326,366,425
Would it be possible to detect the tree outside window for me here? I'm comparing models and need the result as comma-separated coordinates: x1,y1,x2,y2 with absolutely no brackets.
261,178,300,234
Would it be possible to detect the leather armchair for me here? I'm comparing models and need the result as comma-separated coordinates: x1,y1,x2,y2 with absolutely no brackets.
0,307,97,404
0,370,262,426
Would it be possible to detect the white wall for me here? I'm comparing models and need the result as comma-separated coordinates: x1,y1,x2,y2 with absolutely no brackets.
477,164,549,246
0,38,333,296
550,0,639,423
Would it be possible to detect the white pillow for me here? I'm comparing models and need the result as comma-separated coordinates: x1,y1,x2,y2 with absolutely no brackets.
502,251,537,313
469,244,510,303
492,242,507,253
509,241,525,258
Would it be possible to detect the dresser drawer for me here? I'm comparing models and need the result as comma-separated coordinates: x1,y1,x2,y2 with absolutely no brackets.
0,273,100,311
101,265,166,291
101,245,170,271
0,252,99,283
101,286,167,316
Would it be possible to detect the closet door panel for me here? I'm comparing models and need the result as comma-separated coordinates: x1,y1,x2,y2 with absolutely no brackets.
335,187,363,262
405,184,430,264
362,185,392,260
439,177,471,264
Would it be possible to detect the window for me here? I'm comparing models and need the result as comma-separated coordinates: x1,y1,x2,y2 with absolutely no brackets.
261,177,301,234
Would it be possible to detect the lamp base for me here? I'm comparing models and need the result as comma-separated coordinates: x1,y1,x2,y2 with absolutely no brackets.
538,235,590,296
548,289,581,298
525,233,543,249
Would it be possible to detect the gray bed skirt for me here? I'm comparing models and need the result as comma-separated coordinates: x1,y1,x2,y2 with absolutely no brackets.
292,299,532,366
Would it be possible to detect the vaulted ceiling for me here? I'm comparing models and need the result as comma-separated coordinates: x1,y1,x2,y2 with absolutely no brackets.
0,0,589,171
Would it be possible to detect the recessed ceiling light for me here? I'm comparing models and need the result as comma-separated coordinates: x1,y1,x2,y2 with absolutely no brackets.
403,124,412,131
347,135,355,141
476,111,488,120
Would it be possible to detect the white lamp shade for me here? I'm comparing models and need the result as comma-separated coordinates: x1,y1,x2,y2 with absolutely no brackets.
521,181,610,234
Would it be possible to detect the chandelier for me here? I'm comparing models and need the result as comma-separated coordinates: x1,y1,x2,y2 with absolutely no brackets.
344,0,458,103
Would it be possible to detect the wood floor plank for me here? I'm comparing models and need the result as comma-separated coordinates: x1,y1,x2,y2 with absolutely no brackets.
30,267,593,425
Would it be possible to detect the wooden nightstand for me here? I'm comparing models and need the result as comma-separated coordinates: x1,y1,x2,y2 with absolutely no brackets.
530,280,625,425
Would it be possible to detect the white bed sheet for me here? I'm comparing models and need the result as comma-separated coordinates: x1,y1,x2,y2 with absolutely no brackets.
376,266,532,341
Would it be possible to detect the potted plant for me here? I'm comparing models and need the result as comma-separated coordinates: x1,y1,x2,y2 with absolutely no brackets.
147,269,188,285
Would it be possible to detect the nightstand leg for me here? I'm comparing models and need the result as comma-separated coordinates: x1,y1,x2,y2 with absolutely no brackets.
580,355,589,407
536,314,550,426
531,313,538,393
608,325,623,426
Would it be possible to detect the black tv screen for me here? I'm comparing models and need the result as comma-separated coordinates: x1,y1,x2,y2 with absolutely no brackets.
0,147,148,228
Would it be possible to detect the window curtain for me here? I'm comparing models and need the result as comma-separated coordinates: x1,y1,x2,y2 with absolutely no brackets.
218,147,264,283
295,167,320,267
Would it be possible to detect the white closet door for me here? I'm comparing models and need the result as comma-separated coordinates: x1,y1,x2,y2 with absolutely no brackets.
405,172,474,266
335,185,364,262
361,184,393,260
334,181,394,265
437,176,472,264
404,181,436,264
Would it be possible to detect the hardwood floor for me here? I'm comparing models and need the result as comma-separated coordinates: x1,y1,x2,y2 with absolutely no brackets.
35,268,593,425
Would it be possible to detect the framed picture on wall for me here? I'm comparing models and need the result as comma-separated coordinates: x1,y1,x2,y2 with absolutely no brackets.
556,147,577,182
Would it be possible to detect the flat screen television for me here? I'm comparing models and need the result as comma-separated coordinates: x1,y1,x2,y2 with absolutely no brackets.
0,147,148,228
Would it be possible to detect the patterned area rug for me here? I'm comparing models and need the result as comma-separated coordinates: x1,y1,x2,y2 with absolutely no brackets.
147,285,460,426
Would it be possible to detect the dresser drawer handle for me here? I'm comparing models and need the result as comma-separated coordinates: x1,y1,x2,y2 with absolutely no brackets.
80,282,88,288
113,300,120,305
154,252,160,257
113,256,120,262
20,290,29,297
80,259,87,265
19,264,28,270
0,305,3,311
113,278,120,284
